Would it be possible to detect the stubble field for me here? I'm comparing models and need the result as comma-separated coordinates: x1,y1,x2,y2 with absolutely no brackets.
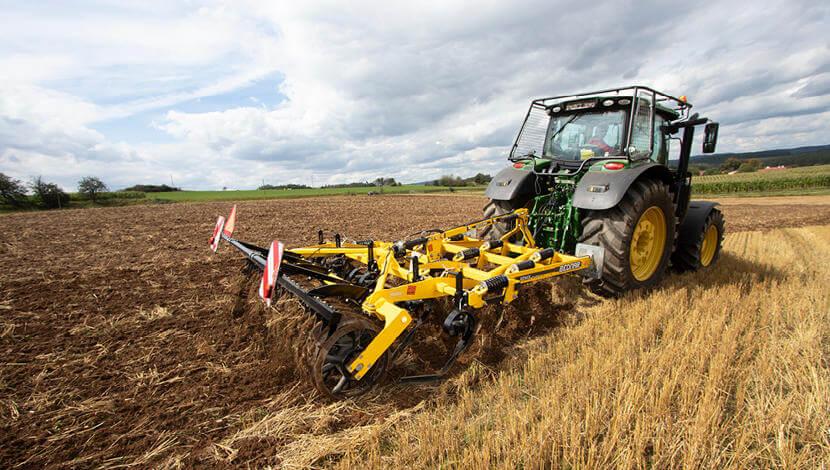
1,194,829,468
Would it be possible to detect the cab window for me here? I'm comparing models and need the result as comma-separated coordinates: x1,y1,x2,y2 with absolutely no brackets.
650,115,668,163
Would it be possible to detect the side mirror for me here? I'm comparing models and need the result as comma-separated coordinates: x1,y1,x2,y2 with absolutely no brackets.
702,122,719,153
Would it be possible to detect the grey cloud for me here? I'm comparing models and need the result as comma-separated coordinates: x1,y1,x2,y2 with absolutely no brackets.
794,73,830,98
3,0,830,189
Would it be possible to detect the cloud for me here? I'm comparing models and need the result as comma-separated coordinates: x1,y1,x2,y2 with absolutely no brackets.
1,0,829,189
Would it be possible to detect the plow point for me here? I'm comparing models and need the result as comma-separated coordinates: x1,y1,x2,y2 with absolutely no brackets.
259,240,285,306
210,216,226,253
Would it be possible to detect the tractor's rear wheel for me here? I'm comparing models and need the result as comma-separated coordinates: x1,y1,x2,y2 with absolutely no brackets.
579,179,676,297
672,208,724,271
478,199,521,240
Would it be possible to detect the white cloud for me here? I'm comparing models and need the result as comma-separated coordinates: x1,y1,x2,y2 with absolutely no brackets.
1,0,829,190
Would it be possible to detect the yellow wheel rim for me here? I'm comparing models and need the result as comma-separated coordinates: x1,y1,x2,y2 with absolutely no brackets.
629,206,667,281
700,224,718,267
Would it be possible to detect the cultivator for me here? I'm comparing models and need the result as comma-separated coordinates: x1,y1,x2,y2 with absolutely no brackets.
209,205,603,399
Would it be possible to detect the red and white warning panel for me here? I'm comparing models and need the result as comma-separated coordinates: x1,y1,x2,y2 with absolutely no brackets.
258,240,285,306
223,205,237,238
209,216,226,253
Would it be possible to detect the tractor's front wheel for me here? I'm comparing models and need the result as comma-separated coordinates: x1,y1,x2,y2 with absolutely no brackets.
579,179,676,297
672,208,724,271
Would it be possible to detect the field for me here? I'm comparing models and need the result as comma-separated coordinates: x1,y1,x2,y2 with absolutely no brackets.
692,164,830,195
1,195,829,468
0,185,476,213
148,185,476,202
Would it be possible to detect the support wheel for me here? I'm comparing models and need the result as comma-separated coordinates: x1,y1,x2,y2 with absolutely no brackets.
672,208,724,271
311,316,388,400
579,178,676,297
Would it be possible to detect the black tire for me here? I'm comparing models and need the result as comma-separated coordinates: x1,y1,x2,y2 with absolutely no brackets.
578,179,676,297
672,208,724,271
478,199,519,240
311,315,388,400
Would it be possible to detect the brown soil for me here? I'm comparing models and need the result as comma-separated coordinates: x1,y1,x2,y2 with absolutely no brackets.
710,194,830,231
1,194,827,467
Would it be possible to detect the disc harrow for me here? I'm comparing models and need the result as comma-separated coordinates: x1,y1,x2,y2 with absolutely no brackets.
209,205,603,399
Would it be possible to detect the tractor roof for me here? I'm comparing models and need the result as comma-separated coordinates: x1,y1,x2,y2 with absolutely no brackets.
533,85,689,120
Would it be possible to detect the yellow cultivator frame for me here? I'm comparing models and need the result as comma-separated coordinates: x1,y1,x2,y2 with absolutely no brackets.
213,207,599,398
291,209,592,379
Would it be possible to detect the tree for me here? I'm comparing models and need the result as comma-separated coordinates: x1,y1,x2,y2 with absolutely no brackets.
719,157,742,173
0,172,28,207
471,173,492,185
78,176,109,203
31,177,69,209
435,175,465,187
737,159,762,173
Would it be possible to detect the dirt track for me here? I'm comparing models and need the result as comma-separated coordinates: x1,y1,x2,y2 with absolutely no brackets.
1,194,829,467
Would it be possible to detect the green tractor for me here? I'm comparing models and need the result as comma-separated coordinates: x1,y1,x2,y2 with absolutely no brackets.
482,86,724,296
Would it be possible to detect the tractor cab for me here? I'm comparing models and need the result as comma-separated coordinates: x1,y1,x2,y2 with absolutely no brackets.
510,86,716,169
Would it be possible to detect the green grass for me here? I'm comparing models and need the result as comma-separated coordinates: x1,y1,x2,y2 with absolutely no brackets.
149,185,476,202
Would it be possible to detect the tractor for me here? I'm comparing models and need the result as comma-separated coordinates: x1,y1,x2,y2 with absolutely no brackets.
481,86,724,296
209,86,725,399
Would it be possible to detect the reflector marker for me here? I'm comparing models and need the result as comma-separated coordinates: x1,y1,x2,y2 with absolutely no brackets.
210,216,226,253
259,240,285,306
223,205,237,237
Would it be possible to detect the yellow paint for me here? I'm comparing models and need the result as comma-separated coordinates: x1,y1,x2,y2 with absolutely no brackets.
630,206,667,281
287,207,594,381
700,223,718,267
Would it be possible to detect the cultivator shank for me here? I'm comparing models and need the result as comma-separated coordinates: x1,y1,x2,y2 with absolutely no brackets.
210,205,600,399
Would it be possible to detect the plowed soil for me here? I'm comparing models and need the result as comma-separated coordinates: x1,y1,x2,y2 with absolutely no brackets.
1,194,829,468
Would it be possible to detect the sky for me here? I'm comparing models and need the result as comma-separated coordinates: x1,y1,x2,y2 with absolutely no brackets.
1,0,829,191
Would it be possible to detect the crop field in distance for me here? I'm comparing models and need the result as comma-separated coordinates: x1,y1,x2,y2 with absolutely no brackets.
692,164,830,195
1,194,829,467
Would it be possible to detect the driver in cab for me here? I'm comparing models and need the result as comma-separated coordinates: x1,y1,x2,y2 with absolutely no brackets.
587,122,617,155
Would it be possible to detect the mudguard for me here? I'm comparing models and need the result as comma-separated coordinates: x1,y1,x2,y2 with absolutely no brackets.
573,162,673,210
484,166,537,202
678,201,719,242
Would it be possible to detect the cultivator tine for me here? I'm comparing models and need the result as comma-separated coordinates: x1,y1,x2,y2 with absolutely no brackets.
258,240,284,306
210,216,226,253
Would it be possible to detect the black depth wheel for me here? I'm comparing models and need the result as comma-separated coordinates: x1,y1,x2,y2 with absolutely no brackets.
311,316,388,400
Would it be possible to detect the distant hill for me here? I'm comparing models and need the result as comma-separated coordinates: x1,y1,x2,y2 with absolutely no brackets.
690,144,830,168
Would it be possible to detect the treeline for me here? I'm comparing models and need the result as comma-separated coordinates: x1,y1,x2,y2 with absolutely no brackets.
0,173,148,210
323,177,401,189
122,184,180,192
258,184,311,190
691,145,830,169
689,158,764,176
427,173,492,187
